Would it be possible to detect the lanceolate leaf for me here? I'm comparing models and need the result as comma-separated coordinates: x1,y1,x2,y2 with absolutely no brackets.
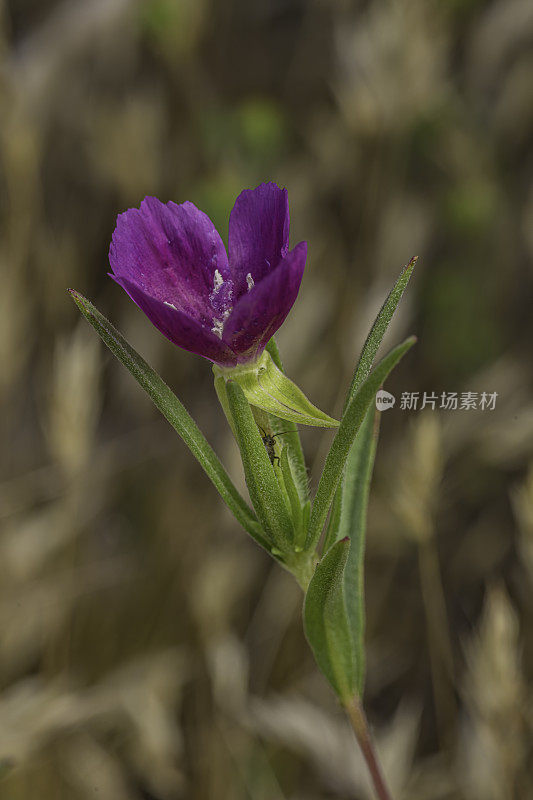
321,260,415,687
226,380,294,552
345,257,417,409
304,538,356,702
323,406,378,554
306,337,415,551
68,290,268,550
327,258,415,549
335,406,379,693
280,446,303,536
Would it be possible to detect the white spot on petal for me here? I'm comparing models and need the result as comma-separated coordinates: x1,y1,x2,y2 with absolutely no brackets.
211,320,224,338
213,269,224,292
211,308,231,339
246,273,255,291
164,301,177,310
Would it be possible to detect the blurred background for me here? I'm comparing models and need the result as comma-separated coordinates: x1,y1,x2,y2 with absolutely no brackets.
1,0,533,797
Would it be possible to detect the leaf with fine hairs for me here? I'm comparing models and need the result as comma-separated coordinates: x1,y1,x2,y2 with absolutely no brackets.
324,405,379,692
68,290,268,551
345,257,417,408
304,537,356,702
320,259,415,689
306,337,415,552
226,380,294,553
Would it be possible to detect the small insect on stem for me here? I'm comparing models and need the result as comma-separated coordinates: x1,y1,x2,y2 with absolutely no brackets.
258,427,290,467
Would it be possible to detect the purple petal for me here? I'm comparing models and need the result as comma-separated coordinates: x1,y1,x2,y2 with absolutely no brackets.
222,241,307,362
228,182,289,298
109,196,231,327
112,275,238,366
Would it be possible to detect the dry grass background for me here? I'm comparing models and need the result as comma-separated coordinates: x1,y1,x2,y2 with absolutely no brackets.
1,0,533,797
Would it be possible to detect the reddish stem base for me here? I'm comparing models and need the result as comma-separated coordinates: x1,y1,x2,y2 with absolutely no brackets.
344,697,394,800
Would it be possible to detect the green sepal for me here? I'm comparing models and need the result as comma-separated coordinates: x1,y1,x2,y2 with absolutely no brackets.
265,338,309,503
225,380,295,552
304,537,357,702
213,371,237,437
68,290,268,551
266,338,309,503
214,349,339,429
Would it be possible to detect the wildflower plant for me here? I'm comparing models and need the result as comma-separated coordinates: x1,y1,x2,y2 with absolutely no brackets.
70,182,416,800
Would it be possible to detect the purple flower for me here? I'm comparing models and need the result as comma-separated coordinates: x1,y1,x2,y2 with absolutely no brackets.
109,182,307,367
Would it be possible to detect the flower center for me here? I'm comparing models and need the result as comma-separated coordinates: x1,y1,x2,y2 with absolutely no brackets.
209,270,255,339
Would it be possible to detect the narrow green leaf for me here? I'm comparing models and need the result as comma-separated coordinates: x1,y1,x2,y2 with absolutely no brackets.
306,337,415,551
298,500,311,551
265,338,308,503
323,477,344,557
280,446,303,534
304,538,356,702
68,290,268,550
248,406,297,516
226,380,294,552
324,406,378,553
214,349,338,428
345,257,417,410
336,406,379,693
320,261,415,684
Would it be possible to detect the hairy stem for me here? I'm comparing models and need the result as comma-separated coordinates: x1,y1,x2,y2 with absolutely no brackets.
344,697,393,800
286,549,318,592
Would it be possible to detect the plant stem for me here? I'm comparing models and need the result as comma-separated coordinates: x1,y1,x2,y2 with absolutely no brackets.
344,696,393,800
286,549,317,592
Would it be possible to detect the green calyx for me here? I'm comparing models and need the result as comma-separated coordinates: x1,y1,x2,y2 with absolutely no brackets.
213,349,339,428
